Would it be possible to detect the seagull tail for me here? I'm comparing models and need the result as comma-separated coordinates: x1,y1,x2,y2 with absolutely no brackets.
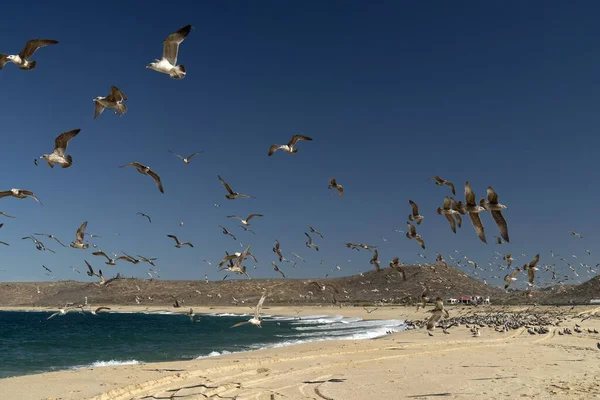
28,60,37,70
115,103,127,115
62,155,73,168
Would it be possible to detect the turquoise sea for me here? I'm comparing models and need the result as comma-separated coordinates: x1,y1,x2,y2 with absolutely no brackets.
0,310,405,379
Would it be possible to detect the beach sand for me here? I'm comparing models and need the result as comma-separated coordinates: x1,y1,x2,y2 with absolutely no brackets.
2,305,600,400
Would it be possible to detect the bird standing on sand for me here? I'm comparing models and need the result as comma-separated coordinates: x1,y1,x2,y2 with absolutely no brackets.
168,150,202,164
428,176,456,195
70,221,89,249
268,134,313,156
408,200,424,225
39,129,81,169
406,222,425,249
328,178,344,197
231,292,267,328
146,25,193,79
218,175,253,200
167,234,193,248
93,86,127,119
227,214,263,226
0,39,58,70
120,162,164,193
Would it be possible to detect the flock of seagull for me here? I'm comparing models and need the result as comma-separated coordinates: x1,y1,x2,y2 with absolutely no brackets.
1,25,597,331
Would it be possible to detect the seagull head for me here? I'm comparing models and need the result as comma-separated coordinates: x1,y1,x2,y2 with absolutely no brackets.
6,55,16,61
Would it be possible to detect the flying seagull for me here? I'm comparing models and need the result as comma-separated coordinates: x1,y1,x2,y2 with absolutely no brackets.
570,231,583,239
504,268,521,291
522,254,540,287
41,265,52,273
40,129,81,169
370,249,381,272
167,234,193,248
33,233,66,247
0,39,58,70
480,186,509,243
460,182,487,244
93,86,127,119
328,178,344,198
70,221,89,249
308,226,324,238
168,150,202,164
408,200,424,225
273,240,284,262
230,292,267,328
227,214,263,226
271,261,286,278
47,307,71,320
219,226,237,241
137,212,151,223
146,25,193,79
120,162,164,193
90,307,111,316
218,175,253,200
0,189,41,204
503,253,513,267
92,251,132,265
304,232,319,251
428,176,456,195
406,222,425,249
268,135,313,156
437,196,459,233
426,298,450,331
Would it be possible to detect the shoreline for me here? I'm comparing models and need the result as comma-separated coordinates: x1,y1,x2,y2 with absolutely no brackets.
2,305,600,400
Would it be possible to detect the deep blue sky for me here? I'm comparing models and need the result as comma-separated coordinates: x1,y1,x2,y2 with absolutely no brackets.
0,1,598,290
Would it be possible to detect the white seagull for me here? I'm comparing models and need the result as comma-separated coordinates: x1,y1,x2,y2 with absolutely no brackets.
0,39,58,70
227,214,263,226
93,86,127,119
168,150,202,164
120,162,164,193
268,135,313,156
70,221,89,249
40,129,81,169
167,234,193,248
146,25,193,79
230,292,267,328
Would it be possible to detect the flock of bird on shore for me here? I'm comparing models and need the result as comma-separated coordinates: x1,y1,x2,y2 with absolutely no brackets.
1,26,597,331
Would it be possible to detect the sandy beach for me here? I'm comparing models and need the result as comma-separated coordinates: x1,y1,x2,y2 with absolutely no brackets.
2,305,600,400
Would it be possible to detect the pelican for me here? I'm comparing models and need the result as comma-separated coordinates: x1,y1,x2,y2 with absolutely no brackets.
168,150,202,164
408,200,424,225
40,129,81,169
230,292,267,328
93,86,127,119
92,251,132,265
120,162,164,193
304,232,319,251
328,178,344,197
268,134,313,156
0,189,42,204
137,212,151,223
0,39,58,70
167,234,193,248
370,249,381,271
218,175,253,200
428,176,456,195
227,214,263,226
70,221,89,249
406,222,425,249
480,186,509,243
146,25,193,79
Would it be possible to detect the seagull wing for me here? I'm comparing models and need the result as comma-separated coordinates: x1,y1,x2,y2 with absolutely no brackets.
218,175,234,194
409,200,419,216
491,210,509,243
107,86,127,102
19,39,58,60
92,251,111,261
245,214,263,221
186,152,200,160
75,221,88,243
288,135,313,146
120,161,144,169
47,311,61,320
464,182,477,205
51,236,67,247
426,310,444,330
95,307,111,313
468,213,486,243
445,181,456,195
230,321,250,328
168,150,184,160
267,144,283,156
407,222,417,236
416,236,426,249
487,186,499,204
54,129,80,156
254,292,267,319
527,268,535,285
85,260,95,276
162,25,192,65
19,190,42,205
528,254,540,269
94,101,105,119
147,169,164,193
167,234,181,245
444,214,457,233
304,232,313,244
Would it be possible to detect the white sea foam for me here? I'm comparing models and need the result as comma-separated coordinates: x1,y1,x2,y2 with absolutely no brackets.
71,359,142,370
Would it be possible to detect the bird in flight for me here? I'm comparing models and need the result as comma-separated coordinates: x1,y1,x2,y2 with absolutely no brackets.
370,249,381,272
93,86,127,119
137,212,152,223
328,178,344,198
40,129,81,169
218,175,253,200
230,292,267,328
168,150,202,164
428,176,456,195
120,162,164,193
480,186,509,243
146,25,194,79
227,214,263,226
268,134,313,156
304,232,319,251
167,234,193,248
219,226,237,241
0,39,58,70
406,222,425,249
308,226,324,238
34,233,66,247
70,221,89,249
0,189,42,204
408,200,424,225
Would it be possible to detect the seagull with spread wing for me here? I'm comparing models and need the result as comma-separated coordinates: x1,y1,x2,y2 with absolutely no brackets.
146,25,194,79
40,129,81,169
70,221,89,249
480,186,509,243
1,39,58,70
227,213,263,226
120,162,164,193
268,134,313,156
406,222,425,249
167,234,193,248
218,175,253,200
231,292,267,328
0,189,41,204
93,86,127,119
33,233,66,247
168,150,202,164
428,176,456,195
137,212,152,223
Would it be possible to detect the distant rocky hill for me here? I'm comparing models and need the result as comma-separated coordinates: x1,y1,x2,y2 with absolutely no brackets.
0,263,509,308
533,275,600,305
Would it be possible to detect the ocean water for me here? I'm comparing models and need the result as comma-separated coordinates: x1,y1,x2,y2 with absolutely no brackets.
0,311,405,379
